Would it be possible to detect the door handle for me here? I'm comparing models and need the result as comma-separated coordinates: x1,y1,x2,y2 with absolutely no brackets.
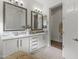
20,40,22,47
17,40,19,48
73,38,78,42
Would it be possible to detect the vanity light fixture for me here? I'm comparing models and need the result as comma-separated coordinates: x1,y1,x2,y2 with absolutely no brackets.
14,0,19,6
14,0,24,6
19,0,24,6
8,0,24,6
8,0,14,3
33,8,42,13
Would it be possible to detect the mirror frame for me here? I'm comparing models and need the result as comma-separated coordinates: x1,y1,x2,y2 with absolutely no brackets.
3,2,27,31
31,11,43,31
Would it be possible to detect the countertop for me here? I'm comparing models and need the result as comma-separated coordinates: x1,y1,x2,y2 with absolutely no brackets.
0,32,47,40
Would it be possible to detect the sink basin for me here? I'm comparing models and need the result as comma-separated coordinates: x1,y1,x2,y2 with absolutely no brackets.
31,30,44,34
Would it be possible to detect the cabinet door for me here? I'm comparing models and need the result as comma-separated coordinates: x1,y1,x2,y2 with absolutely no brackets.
3,39,18,57
38,35,46,49
43,34,49,46
20,38,29,53
39,34,49,48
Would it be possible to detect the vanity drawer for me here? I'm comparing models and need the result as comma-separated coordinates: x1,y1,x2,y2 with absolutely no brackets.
30,45,38,52
30,37,38,41
31,44,38,49
30,36,39,52
31,42,38,45
30,41,38,48
31,39,38,42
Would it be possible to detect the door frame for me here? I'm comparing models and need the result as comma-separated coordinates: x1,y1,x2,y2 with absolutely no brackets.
49,2,64,57
49,3,63,41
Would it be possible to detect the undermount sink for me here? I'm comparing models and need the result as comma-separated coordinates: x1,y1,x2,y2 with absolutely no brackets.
31,30,44,34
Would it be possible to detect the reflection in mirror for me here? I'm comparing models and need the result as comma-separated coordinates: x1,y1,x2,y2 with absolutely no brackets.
31,12,38,29
43,15,48,28
38,14,43,29
3,2,27,31
31,11,43,31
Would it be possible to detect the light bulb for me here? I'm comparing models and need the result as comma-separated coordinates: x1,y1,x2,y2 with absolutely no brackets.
19,0,24,6
20,0,23,4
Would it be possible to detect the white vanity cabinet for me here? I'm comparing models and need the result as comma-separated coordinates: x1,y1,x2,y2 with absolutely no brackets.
30,34,48,52
3,39,19,57
1,32,48,58
19,37,30,53
2,37,30,57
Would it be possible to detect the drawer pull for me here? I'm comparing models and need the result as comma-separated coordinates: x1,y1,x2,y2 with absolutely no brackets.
32,44,38,46
31,45,38,48
31,47,38,51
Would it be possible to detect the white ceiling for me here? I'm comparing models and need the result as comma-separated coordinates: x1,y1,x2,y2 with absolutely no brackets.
35,0,62,8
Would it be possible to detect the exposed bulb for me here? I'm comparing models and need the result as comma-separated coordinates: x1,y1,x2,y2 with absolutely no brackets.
19,0,24,6
8,0,14,3
20,0,23,4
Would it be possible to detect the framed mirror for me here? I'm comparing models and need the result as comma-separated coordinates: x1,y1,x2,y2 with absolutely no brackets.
3,2,27,31
31,11,43,31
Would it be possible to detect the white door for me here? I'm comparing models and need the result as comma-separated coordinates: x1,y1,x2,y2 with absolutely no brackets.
63,0,78,59
20,38,29,53
3,39,18,57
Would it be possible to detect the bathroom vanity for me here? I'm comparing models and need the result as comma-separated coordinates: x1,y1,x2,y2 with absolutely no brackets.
0,32,48,58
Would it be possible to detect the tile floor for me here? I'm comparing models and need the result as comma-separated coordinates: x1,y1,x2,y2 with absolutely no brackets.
31,46,64,59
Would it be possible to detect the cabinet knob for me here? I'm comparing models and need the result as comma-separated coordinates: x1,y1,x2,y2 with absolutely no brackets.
22,26,26,28
73,38,78,42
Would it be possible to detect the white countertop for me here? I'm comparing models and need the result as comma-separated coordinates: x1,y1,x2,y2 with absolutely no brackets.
1,32,47,40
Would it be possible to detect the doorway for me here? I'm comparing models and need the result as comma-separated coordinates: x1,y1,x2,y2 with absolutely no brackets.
49,4,63,50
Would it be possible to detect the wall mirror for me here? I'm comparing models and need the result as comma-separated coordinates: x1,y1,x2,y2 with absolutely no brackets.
31,11,43,31
3,2,27,31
